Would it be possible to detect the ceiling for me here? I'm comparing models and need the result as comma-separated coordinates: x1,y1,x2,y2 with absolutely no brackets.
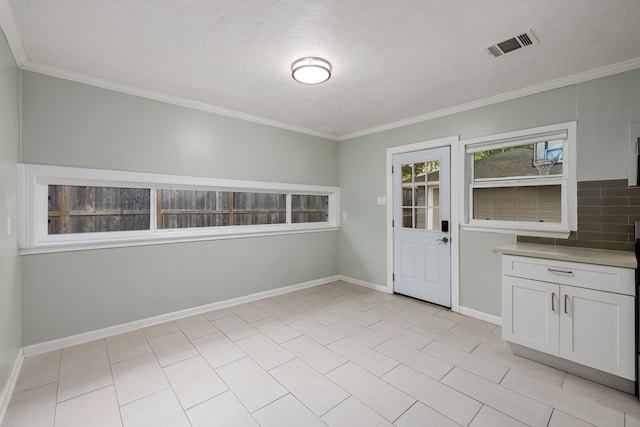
4,0,640,140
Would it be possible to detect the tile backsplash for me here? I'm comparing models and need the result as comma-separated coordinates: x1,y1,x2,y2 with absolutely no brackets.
517,179,640,252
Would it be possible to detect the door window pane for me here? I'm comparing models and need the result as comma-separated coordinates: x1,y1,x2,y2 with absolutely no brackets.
400,161,441,230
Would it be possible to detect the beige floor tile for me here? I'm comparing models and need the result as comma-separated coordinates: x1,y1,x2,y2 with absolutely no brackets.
148,330,198,367
329,319,388,347
500,370,624,427
120,388,190,427
368,320,433,349
471,342,566,387
375,339,453,380
215,357,287,412
61,339,107,363
14,351,61,393
250,316,302,343
211,315,259,341
229,303,270,323
175,314,218,340
405,311,459,330
382,364,481,426
423,340,507,383
290,318,344,345
253,394,326,427
235,333,294,370
141,321,180,339
326,304,381,327
362,307,417,329
410,323,480,352
270,359,349,416
548,410,596,427
111,353,169,405
442,368,552,427
54,385,122,427
321,396,394,427
561,373,640,417
435,311,496,332
2,382,57,427
297,306,342,325
327,362,415,422
250,296,279,309
470,405,527,427
394,401,462,427
451,322,504,348
327,337,398,377
106,330,152,364
202,308,233,321
57,350,113,402
186,391,259,427
163,355,227,410
282,336,347,374
261,303,306,324
191,331,246,368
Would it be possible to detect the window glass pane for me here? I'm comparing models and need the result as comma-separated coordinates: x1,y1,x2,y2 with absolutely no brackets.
474,142,563,181
428,207,441,231
415,185,426,207
402,186,413,206
473,185,562,223
232,192,286,225
158,189,229,229
292,194,329,223
48,185,150,234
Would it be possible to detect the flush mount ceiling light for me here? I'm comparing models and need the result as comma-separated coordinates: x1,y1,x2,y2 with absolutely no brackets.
291,57,331,84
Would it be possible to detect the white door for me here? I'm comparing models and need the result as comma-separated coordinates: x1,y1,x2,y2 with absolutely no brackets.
393,147,450,306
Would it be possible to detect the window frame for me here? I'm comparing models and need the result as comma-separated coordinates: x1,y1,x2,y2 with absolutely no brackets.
459,121,577,237
19,164,340,254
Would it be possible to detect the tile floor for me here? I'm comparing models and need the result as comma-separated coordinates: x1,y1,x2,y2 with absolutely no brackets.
3,281,640,427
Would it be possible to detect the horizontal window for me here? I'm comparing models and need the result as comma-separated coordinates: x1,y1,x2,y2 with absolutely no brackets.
461,122,576,237
20,164,340,254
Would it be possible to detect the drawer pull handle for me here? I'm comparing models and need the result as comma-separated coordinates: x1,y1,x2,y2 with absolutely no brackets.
564,294,569,314
548,268,573,275
551,292,556,311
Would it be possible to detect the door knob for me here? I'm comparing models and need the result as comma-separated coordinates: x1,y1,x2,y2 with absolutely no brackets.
436,237,449,243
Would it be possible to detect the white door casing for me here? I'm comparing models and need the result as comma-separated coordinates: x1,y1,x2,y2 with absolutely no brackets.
393,147,451,306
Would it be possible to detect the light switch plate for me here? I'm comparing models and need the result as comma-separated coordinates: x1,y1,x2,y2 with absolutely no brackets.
376,196,387,206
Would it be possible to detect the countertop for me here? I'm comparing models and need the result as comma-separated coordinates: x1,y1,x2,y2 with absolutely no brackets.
493,242,637,269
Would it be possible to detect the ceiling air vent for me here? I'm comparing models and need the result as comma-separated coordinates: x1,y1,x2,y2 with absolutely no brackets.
487,29,539,58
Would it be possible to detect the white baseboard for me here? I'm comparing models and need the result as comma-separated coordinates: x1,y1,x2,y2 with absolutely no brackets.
0,349,24,424
23,275,340,356
338,275,390,293
459,306,502,326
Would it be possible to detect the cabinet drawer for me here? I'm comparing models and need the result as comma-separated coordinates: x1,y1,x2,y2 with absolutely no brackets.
502,255,635,296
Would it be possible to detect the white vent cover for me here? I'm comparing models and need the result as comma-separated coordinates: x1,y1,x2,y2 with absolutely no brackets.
487,29,539,58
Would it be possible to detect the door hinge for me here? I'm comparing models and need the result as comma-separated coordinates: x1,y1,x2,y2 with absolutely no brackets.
391,165,394,174
392,219,394,227
392,273,395,282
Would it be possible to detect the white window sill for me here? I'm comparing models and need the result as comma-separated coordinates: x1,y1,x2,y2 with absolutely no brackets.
20,226,340,255
461,224,571,239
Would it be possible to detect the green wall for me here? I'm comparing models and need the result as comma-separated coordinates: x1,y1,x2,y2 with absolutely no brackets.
0,33,21,395
20,72,339,345
338,69,640,317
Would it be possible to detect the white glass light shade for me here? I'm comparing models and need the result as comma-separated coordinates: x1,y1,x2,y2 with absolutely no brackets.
291,57,331,84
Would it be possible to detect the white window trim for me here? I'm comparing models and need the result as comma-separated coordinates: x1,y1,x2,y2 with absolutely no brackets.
19,164,340,254
459,121,577,238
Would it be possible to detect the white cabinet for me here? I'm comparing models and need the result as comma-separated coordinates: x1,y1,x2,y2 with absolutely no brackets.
502,255,635,380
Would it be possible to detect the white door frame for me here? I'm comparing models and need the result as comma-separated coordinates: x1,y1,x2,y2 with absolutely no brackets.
386,135,460,312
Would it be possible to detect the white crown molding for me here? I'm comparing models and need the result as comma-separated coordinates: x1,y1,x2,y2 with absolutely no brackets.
339,56,640,141
21,61,340,141
0,0,27,66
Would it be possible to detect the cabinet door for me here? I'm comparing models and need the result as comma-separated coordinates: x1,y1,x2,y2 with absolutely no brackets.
503,276,559,355
560,286,635,380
